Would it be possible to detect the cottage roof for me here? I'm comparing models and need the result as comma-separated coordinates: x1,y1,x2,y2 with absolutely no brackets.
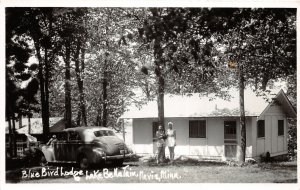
121,88,290,119
258,89,296,119
50,118,77,132
5,117,63,134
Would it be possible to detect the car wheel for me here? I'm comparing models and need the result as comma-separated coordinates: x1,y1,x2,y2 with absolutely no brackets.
78,155,89,169
39,154,48,166
113,159,124,167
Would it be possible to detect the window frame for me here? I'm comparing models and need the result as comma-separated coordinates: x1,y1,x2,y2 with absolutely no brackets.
257,120,265,138
189,120,206,138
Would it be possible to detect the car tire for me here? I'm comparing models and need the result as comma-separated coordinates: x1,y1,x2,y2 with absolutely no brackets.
113,159,124,167
78,155,90,169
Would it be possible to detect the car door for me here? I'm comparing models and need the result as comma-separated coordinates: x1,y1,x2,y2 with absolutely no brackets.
65,131,83,161
53,132,68,161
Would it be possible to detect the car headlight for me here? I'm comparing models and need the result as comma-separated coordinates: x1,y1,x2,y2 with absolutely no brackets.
125,145,133,154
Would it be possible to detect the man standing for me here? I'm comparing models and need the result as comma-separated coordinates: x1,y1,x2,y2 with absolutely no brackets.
46,135,57,146
156,125,165,164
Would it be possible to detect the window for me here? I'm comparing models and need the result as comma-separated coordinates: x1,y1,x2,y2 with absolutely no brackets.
189,120,206,138
56,132,68,141
278,120,284,136
257,120,265,138
94,130,115,137
224,121,237,139
68,131,81,141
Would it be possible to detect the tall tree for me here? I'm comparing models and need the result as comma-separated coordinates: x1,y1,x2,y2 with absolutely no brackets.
6,8,62,138
6,8,39,155
28,8,56,136
84,8,145,128
55,8,89,128
137,8,232,130
74,38,87,126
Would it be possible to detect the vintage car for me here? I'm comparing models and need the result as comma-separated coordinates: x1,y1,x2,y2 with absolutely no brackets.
36,127,133,169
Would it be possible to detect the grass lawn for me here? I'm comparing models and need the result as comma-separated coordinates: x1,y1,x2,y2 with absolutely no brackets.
7,159,297,183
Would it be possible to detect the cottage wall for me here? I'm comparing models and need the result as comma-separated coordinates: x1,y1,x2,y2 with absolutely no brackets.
254,104,288,157
129,117,254,160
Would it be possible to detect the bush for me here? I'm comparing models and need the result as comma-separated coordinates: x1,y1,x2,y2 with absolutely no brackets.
287,118,297,160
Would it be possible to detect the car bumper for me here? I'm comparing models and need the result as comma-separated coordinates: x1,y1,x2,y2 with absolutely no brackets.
104,153,132,160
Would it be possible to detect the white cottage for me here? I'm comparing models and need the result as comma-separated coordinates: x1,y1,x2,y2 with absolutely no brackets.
121,89,296,161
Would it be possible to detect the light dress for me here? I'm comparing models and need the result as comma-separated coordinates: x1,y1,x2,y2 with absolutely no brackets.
166,129,176,147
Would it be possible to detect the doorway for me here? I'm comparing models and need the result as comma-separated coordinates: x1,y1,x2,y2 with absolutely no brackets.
224,121,237,158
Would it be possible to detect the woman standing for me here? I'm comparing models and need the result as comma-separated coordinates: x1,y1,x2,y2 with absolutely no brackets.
166,122,176,163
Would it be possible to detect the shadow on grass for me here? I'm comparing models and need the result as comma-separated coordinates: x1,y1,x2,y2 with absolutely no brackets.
258,162,297,171
273,179,297,183
145,156,228,167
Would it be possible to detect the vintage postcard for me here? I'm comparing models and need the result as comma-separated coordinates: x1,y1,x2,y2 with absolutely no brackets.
1,1,299,190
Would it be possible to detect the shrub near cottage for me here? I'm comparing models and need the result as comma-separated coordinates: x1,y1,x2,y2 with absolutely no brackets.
287,118,297,160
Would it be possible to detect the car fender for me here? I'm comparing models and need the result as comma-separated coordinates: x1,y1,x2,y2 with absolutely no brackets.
35,145,55,162
76,145,104,164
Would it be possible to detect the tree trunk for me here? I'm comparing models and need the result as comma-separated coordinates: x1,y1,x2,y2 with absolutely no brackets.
8,117,13,158
96,108,102,126
75,39,87,126
76,109,81,126
152,8,165,130
157,74,165,129
44,44,50,134
102,59,108,127
12,117,17,157
28,115,31,134
75,40,81,126
239,63,246,163
35,42,49,137
154,44,164,128
144,80,151,101
65,38,72,129
80,47,87,126
43,10,53,133
44,13,52,137
18,114,22,129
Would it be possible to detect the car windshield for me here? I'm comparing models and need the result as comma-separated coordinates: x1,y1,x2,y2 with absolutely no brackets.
94,130,115,137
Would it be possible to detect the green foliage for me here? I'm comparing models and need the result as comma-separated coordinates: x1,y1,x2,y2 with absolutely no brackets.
82,8,146,128
6,8,296,134
216,8,296,92
6,8,40,119
287,118,297,160
136,8,236,99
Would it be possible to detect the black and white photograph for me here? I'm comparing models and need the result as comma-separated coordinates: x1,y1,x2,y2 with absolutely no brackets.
1,1,298,188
